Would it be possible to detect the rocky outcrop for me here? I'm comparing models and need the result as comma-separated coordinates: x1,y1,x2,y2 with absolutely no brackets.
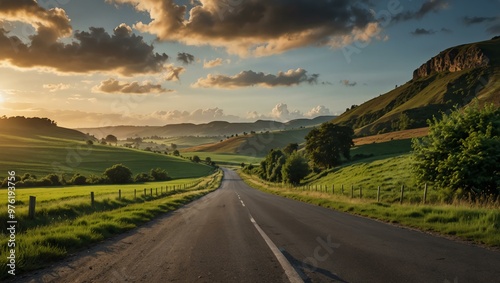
413,45,490,80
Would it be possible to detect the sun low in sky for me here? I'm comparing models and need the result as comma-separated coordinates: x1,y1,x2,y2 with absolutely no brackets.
0,0,498,128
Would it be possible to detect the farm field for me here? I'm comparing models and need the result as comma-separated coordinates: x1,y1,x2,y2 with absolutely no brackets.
0,171,223,278
181,152,263,167
0,133,213,179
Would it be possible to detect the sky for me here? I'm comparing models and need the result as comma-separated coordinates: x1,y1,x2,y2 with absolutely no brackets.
0,0,499,128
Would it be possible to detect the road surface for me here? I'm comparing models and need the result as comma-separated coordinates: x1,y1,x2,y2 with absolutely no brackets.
18,168,500,282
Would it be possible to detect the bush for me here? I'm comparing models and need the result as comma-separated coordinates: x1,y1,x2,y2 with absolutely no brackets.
70,174,87,185
281,152,310,185
412,103,500,199
134,173,151,182
103,164,133,184
150,168,170,181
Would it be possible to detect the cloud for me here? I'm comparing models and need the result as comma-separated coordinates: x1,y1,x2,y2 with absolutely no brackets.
463,16,498,26
165,65,185,81
411,28,436,36
177,52,195,64
248,103,332,121
193,68,319,89
203,58,228,68
392,0,449,23
306,105,331,117
107,0,383,57
0,1,169,75
340,80,357,87
92,78,170,94
43,83,70,92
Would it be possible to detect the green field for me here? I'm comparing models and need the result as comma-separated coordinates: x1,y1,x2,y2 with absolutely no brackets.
0,133,214,179
0,171,223,278
181,152,263,167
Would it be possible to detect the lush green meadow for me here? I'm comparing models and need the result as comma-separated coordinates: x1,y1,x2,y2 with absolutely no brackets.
0,133,214,179
0,171,223,278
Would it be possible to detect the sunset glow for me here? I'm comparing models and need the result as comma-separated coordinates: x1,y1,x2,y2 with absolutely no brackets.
0,0,498,128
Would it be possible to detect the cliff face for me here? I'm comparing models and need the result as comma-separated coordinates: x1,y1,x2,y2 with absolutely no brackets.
413,45,490,80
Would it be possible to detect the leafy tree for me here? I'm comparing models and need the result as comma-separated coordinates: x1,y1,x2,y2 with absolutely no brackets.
412,103,500,199
281,152,310,185
283,143,299,155
150,168,170,181
173,150,180,156
305,123,354,169
192,155,201,163
86,140,94,145
105,134,118,145
103,164,133,184
260,149,286,182
205,157,212,164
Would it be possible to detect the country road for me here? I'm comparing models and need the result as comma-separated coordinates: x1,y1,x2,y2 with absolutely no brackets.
18,168,500,283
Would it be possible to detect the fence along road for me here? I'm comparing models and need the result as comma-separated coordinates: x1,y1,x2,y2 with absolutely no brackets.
18,169,500,283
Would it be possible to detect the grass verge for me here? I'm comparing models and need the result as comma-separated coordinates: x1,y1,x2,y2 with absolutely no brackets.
0,171,223,279
239,171,500,249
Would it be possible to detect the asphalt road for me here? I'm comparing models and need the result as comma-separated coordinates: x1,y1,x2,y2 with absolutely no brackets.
19,168,500,283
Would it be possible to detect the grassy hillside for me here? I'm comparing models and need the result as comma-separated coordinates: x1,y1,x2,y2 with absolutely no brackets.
184,127,313,156
0,128,213,179
334,37,500,136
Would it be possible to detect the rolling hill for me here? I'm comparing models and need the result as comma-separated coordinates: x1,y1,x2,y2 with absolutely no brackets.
77,116,336,140
0,117,213,179
333,36,500,136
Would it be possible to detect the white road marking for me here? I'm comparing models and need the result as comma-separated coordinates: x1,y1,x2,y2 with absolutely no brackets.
249,214,303,283
240,200,246,207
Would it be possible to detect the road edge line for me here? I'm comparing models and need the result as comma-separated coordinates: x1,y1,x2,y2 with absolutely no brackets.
249,215,303,283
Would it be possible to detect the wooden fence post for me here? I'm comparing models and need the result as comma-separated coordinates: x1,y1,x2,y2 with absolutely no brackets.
332,184,334,195
118,189,121,200
377,186,381,203
29,196,36,219
134,189,136,199
341,184,344,195
423,183,428,204
90,192,95,208
351,185,354,198
144,188,147,196
156,188,158,196
150,188,153,196
400,185,404,204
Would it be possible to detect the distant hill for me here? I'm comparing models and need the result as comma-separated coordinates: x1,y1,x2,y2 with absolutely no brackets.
333,36,500,136
0,116,213,178
77,116,336,139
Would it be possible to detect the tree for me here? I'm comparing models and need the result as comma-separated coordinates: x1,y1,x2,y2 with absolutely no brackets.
412,103,500,200
281,152,310,185
192,155,201,163
259,149,286,182
305,123,354,169
70,174,87,185
173,150,180,156
103,164,133,184
150,168,170,181
86,140,94,145
134,172,151,182
283,143,299,155
105,134,118,145
205,157,212,164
